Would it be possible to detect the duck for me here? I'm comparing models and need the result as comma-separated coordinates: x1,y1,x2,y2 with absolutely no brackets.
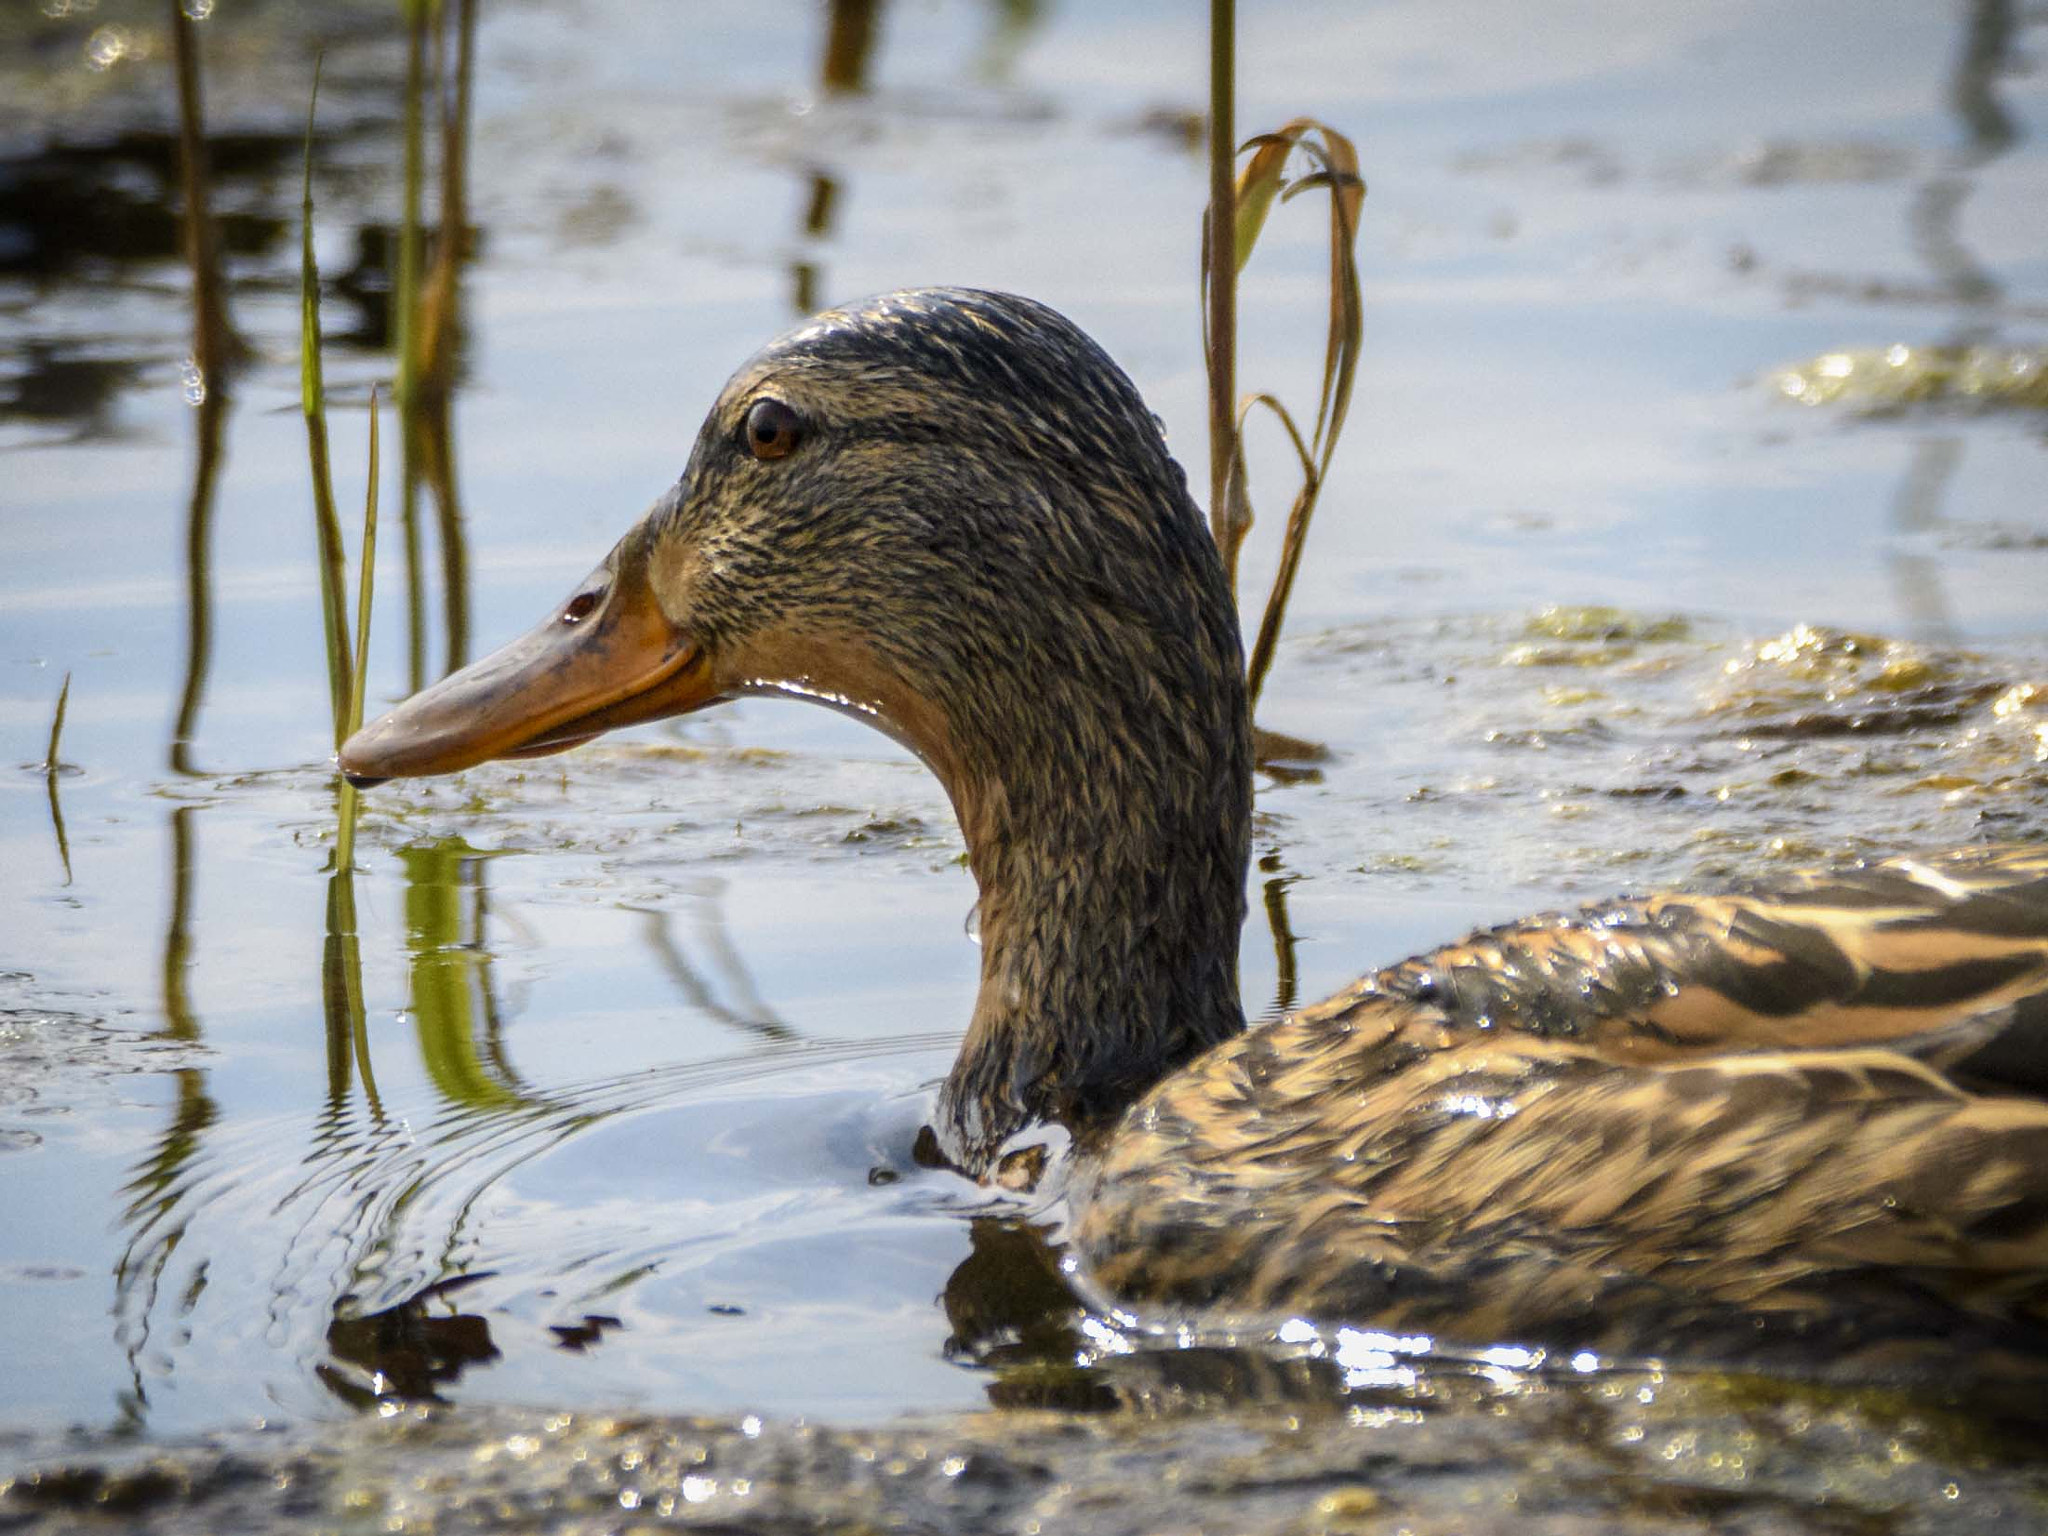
340,287,2048,1372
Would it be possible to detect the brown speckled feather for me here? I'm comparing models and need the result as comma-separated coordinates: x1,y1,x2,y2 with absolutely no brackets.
1078,845,2048,1366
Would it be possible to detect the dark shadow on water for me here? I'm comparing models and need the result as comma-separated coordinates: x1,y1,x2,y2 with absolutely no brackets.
322,1274,500,1407
0,345,147,443
0,131,286,286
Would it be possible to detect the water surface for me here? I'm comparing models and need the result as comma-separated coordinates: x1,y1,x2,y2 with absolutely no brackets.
2,2,2046,1517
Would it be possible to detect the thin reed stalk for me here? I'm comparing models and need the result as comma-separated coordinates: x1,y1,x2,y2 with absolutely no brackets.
44,673,72,884
44,671,70,774
1200,4,1367,719
335,391,381,875
299,58,354,743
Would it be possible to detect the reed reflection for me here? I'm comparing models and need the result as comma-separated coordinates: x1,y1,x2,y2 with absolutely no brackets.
400,839,528,1109
820,0,880,94
298,846,954,1408
107,10,250,1425
168,0,243,774
1260,867,1301,1018
1887,0,2023,640
396,0,479,688
324,851,383,1114
110,804,221,1427
975,0,1047,85
633,893,797,1045
792,170,839,316
168,384,229,776
41,675,72,885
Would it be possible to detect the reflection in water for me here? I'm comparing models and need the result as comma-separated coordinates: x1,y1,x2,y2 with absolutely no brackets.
942,1219,1100,1408
1259,870,1300,1017
821,0,881,93
322,1275,500,1407
0,131,282,287
395,0,480,686
0,345,145,443
167,0,241,776
324,855,383,1114
975,0,1048,86
41,675,72,885
1888,437,1964,647
106,983,955,1418
401,840,526,1108
791,1,881,311
1885,0,2025,639
105,13,247,1425
159,808,201,1045
939,1219,1368,1414
111,1068,220,1430
792,170,840,315
170,0,246,384
634,897,796,1045
1911,0,2016,322
111,805,220,1427
168,389,229,775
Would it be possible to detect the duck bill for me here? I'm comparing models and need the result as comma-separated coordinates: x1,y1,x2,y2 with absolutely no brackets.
337,532,719,787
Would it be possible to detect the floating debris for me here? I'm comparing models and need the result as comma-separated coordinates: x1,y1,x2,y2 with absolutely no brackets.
1773,344,2048,415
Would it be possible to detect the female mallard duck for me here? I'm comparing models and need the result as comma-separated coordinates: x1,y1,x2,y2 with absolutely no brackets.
341,288,2048,1370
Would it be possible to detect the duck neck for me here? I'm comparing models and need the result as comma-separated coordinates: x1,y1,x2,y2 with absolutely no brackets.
926,656,1253,1175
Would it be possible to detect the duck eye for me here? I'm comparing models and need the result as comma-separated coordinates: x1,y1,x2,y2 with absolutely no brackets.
562,591,598,624
744,398,802,461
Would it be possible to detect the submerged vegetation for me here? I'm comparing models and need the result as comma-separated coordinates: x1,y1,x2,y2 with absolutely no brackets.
1774,342,2048,414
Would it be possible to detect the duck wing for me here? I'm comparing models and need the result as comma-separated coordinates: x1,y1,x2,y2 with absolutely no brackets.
1363,842,2048,1088
1078,844,2048,1371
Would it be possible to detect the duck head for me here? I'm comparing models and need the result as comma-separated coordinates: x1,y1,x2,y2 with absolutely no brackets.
341,288,1253,1172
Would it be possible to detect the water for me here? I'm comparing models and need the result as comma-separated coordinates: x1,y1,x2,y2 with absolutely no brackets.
2,0,2047,1520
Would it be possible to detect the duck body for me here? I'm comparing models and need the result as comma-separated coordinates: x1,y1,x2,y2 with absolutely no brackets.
1083,844,2048,1366
339,287,2048,1375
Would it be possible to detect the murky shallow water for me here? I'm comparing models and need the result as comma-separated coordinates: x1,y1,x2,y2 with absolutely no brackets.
3,0,2047,1527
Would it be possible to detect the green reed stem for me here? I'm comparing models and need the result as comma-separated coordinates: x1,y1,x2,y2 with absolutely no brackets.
299,57,353,745
335,390,381,874
348,390,380,743
45,670,70,773
45,672,72,884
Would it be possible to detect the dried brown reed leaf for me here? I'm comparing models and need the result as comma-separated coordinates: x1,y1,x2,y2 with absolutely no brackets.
1203,117,1366,715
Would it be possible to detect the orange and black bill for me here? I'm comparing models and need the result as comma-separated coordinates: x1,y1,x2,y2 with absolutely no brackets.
337,525,718,787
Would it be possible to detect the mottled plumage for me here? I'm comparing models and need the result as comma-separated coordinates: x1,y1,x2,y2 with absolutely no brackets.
340,288,2048,1375
1081,844,2048,1367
